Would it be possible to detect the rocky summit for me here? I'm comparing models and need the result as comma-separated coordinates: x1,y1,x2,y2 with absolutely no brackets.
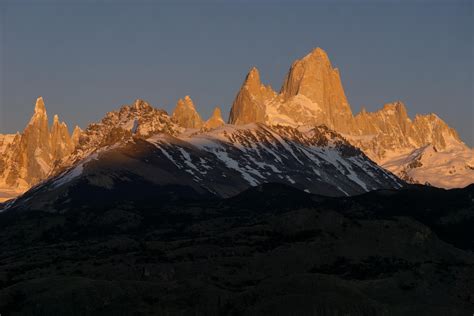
203,107,225,129
228,48,473,188
228,67,276,125
172,95,204,128
0,97,75,196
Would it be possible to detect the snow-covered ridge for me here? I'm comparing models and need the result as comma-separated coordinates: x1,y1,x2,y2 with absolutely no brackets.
2,122,405,211
382,144,474,188
144,123,403,196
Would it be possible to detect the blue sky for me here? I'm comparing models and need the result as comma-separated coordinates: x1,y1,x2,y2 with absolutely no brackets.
0,0,472,145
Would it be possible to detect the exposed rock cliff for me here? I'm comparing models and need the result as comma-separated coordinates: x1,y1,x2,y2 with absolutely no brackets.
172,96,203,128
203,107,225,129
71,126,83,147
279,48,353,131
228,67,276,125
0,97,76,191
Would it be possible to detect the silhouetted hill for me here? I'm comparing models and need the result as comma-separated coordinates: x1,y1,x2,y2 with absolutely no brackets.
0,184,473,315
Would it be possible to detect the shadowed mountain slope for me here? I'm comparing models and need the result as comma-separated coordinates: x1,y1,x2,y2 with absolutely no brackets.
0,184,472,315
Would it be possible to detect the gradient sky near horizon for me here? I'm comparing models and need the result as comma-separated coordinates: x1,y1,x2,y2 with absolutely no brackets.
0,0,472,146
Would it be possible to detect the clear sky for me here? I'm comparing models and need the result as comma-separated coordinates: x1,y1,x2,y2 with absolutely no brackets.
0,0,472,146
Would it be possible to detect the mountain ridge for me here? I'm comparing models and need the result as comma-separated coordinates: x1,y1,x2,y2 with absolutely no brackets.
228,47,473,187
0,47,472,201
1,122,404,212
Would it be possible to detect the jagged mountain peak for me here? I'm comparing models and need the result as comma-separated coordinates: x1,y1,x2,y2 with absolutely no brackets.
1,46,471,201
300,47,331,65
203,106,225,129
34,96,46,115
381,101,408,113
359,106,368,115
71,125,82,147
243,67,262,89
50,99,182,175
51,114,69,131
228,67,277,125
211,106,222,118
172,96,203,128
414,112,442,122
279,47,352,123
72,125,82,135
226,47,471,188
28,97,49,127
248,66,259,74
132,98,152,111
183,95,194,104
174,95,197,110
0,97,75,192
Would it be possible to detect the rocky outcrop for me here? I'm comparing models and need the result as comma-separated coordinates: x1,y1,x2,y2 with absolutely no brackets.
228,67,276,125
0,134,16,155
229,49,352,130
71,126,83,147
50,115,75,162
0,98,183,199
52,99,182,175
8,97,53,188
279,48,353,131
347,101,463,162
203,107,225,129
0,97,76,191
172,96,203,128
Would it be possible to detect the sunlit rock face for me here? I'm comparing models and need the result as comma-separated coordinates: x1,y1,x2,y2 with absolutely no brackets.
0,97,184,200
50,115,75,162
228,67,276,125
71,125,83,147
52,99,182,175
228,47,473,188
346,102,474,188
203,107,225,129
0,97,76,191
229,48,353,131
279,48,354,132
348,101,462,160
172,96,203,128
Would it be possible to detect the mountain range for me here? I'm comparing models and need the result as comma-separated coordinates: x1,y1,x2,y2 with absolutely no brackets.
1,98,404,211
0,47,473,316
0,47,472,203
228,48,473,187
